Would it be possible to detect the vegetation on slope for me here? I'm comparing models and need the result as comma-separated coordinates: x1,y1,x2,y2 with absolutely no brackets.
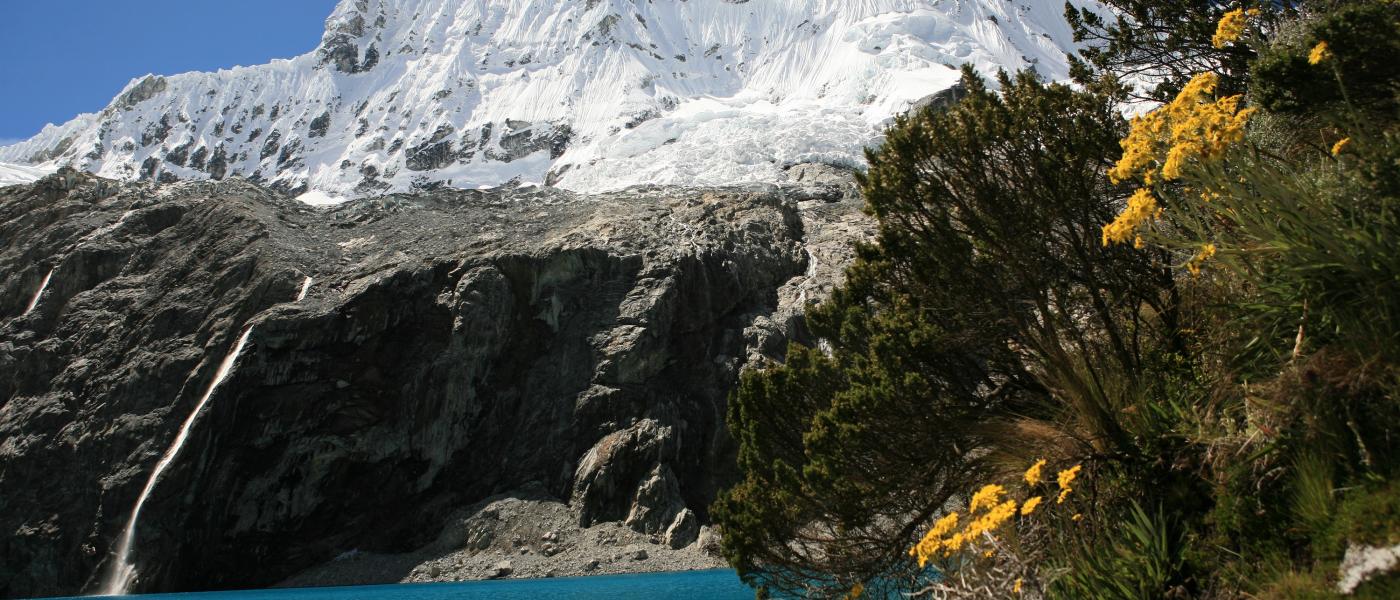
713,1,1400,597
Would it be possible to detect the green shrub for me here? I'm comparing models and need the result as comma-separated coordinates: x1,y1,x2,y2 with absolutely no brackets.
1048,503,1188,600
1252,3,1400,117
716,2,1400,597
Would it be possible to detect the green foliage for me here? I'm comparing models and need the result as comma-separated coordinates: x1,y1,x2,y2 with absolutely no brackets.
1161,131,1400,367
714,321,991,596
1048,503,1187,600
1252,565,1337,600
1291,451,1337,540
1252,3,1400,117
859,68,1185,465
1250,478,1400,599
716,1,1400,598
1332,480,1400,549
1063,0,1259,101
713,67,1172,596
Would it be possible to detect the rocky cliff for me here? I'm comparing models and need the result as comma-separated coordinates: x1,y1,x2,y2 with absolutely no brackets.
0,167,867,597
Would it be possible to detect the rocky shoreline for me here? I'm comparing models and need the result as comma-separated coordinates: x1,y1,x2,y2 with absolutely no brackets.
278,489,727,588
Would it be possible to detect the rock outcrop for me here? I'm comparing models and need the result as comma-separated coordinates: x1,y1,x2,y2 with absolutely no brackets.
0,168,870,597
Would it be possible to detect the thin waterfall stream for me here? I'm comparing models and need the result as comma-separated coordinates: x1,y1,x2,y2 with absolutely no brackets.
98,325,256,596
98,278,316,595
296,276,313,302
23,268,54,315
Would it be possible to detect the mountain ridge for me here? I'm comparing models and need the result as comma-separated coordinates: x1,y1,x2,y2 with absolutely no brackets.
0,0,1100,197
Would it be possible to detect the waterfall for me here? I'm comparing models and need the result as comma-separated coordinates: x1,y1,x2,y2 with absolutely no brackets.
23,268,54,315
98,326,256,596
296,276,313,302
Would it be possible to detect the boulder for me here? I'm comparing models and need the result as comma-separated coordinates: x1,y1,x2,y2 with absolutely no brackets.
623,464,685,536
571,421,676,528
664,509,700,550
488,560,513,579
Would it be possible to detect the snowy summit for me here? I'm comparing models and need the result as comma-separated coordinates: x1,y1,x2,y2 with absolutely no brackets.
0,0,1099,196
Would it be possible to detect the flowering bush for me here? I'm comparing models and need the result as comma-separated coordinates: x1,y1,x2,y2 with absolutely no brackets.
720,3,1400,599
906,462,1084,596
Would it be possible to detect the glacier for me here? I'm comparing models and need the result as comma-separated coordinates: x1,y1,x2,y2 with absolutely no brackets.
0,161,55,186
0,0,1101,197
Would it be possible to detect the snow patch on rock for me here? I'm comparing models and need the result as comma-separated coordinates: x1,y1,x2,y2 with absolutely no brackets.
297,189,351,206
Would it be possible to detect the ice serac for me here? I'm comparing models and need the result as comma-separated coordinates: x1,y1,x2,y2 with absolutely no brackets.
0,0,1102,197
0,167,870,597
0,161,55,186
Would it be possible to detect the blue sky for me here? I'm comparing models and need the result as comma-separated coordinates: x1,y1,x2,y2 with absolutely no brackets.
0,0,340,144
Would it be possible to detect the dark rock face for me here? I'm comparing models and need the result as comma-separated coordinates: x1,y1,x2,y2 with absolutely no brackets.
259,130,282,161
308,113,332,139
908,82,969,116
318,0,377,74
0,169,869,597
141,116,173,148
116,76,168,109
404,125,461,172
487,122,573,163
206,147,230,180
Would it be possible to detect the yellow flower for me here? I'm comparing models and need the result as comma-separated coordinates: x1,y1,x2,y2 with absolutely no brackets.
1107,71,1256,186
843,582,865,600
959,499,1019,552
1057,465,1082,504
1309,41,1333,65
979,500,1019,532
1015,578,1024,594
924,492,1028,560
1102,189,1158,246
943,531,969,556
1109,112,1166,184
969,484,1006,513
1212,9,1250,49
1021,496,1044,516
984,549,995,558
1187,243,1217,277
911,512,960,567
1332,137,1351,156
933,512,961,536
1024,459,1047,486
1072,513,1084,522
1161,94,1255,180
1177,71,1220,104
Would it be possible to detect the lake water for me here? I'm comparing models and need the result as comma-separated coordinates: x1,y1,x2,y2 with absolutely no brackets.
50,570,755,600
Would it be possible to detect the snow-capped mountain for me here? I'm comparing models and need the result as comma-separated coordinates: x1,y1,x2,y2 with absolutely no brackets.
0,0,1100,197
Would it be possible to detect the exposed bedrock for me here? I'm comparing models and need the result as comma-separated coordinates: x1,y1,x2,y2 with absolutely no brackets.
0,167,870,597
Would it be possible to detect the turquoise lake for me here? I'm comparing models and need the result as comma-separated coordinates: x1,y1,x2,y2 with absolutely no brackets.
47,570,754,600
